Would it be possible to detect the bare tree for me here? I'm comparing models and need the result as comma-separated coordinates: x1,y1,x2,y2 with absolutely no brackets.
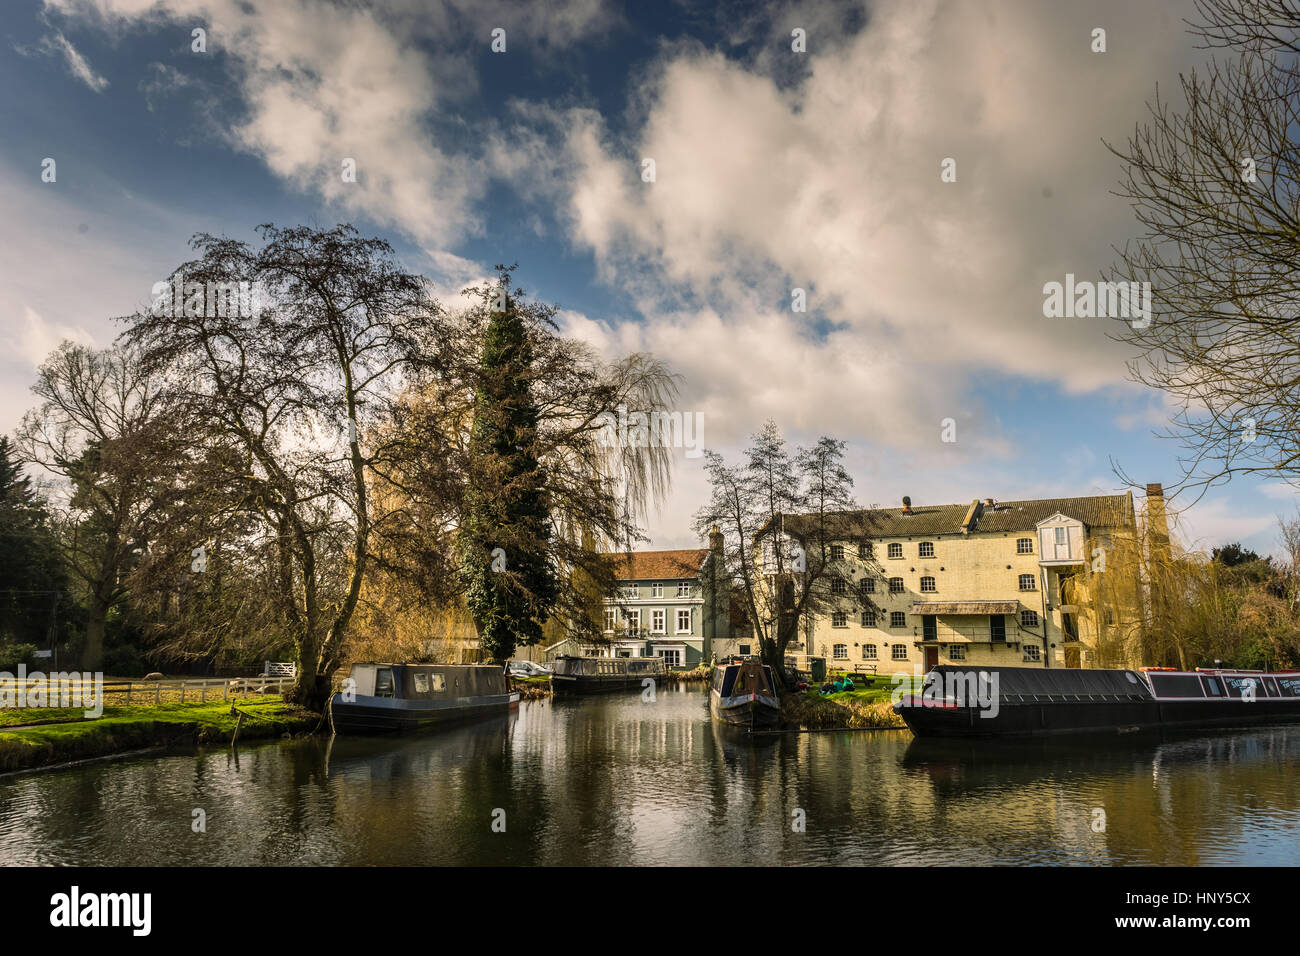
694,423,856,690
122,224,441,710
1108,0,1300,502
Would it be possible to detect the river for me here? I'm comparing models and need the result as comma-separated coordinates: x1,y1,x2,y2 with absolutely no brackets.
2,684,1298,865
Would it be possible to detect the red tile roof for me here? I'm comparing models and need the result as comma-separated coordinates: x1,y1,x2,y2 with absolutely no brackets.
604,548,710,581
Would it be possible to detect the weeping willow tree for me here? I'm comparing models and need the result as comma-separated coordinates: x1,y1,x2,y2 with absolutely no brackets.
365,266,678,663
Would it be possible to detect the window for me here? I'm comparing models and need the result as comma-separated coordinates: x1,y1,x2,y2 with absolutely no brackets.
889,577,904,593
651,609,665,634
833,643,848,659
891,644,908,661
861,609,877,627
831,577,846,595
1104,609,1115,626
859,541,873,559
859,577,875,594
890,611,906,628
676,609,691,633
623,609,641,630
918,541,935,558
948,645,966,661
863,644,877,660
622,584,638,599
658,648,682,666
1018,574,1036,591
920,576,936,592
990,615,1006,642
1020,609,1039,629
830,544,844,561
1017,537,1034,554
413,672,430,694
676,580,692,597
832,612,848,627
651,583,664,598
1023,645,1041,662
374,668,395,699
431,674,445,692
604,608,617,632
887,542,903,559
1055,527,1067,546
738,644,751,656
922,616,937,641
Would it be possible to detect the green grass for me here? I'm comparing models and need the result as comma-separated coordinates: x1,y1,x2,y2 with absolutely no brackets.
0,697,320,773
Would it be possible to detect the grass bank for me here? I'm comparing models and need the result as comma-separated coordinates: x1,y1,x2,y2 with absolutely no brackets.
0,697,320,773
781,675,925,729
664,665,712,684
509,676,553,699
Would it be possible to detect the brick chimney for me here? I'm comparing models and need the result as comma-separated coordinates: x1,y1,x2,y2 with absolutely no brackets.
1146,483,1171,557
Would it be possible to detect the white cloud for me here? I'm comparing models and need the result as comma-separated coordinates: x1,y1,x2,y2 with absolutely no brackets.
42,31,109,92
11,307,96,366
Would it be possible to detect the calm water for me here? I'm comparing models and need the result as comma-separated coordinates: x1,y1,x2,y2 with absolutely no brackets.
2,685,1299,865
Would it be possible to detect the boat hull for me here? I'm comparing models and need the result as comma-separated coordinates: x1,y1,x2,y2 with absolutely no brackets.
710,690,781,729
897,697,1300,738
330,692,520,735
550,674,649,695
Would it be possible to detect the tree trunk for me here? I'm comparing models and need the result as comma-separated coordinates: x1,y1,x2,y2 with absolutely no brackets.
82,594,109,671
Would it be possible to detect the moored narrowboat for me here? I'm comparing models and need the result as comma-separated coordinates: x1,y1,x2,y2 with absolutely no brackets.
550,655,666,695
329,663,519,734
710,659,781,729
895,664,1300,738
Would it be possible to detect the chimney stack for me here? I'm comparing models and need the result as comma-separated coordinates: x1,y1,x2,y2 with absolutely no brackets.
1146,483,1171,556
709,523,724,555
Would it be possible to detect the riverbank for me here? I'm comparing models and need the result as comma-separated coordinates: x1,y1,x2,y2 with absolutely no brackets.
0,698,320,773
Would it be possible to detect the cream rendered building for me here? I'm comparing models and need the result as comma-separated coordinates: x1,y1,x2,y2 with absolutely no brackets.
792,490,1148,673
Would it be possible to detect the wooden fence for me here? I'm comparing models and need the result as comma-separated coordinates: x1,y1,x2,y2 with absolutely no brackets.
0,676,296,709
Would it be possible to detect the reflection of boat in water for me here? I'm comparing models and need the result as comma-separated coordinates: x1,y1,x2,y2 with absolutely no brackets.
709,660,781,729
323,714,516,778
550,655,665,695
329,663,519,734
895,665,1300,738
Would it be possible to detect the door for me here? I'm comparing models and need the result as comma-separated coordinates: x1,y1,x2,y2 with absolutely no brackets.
925,646,939,671
1064,644,1081,668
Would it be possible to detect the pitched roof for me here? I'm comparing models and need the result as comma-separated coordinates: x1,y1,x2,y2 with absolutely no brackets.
603,548,710,581
779,492,1134,539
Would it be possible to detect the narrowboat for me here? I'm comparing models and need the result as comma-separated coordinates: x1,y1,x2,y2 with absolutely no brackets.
549,655,666,695
329,663,519,734
709,659,781,729
895,664,1300,738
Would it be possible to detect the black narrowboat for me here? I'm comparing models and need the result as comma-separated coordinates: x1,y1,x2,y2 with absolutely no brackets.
550,655,666,695
709,659,781,729
895,664,1300,738
329,663,519,734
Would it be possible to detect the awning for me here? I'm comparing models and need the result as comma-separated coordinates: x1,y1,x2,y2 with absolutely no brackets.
910,601,1020,615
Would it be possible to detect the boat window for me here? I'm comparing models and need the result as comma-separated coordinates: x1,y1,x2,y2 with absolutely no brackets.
719,668,738,696
1221,676,1264,698
1203,677,1222,696
1149,674,1206,698
374,669,395,698
431,674,446,692
1275,676,1300,697
412,672,430,695
1265,677,1280,697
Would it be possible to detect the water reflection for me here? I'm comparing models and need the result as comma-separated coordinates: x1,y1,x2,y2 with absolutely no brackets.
0,689,1297,866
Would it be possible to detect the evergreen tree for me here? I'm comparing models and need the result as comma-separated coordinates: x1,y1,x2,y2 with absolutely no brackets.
458,273,558,663
0,437,66,649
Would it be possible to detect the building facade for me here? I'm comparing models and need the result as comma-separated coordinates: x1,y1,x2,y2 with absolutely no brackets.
789,490,1145,673
572,534,730,667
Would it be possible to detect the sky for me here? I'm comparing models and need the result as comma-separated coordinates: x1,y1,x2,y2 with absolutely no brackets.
1,0,1296,558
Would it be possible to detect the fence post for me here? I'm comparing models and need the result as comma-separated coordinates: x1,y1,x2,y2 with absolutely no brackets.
201,682,207,703
155,683,160,705
125,682,131,705
180,682,185,704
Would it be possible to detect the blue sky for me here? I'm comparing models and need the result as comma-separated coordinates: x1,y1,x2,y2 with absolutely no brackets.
1,0,1296,557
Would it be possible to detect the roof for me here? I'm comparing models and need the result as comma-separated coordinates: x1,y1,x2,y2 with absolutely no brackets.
910,601,1021,615
776,492,1134,539
603,548,710,581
